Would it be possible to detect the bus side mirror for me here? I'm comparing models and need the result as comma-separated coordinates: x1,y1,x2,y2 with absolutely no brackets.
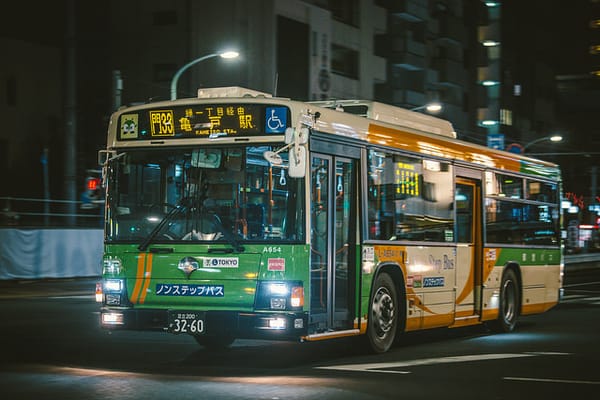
288,146,306,178
284,127,308,145
98,150,115,166
285,127,294,144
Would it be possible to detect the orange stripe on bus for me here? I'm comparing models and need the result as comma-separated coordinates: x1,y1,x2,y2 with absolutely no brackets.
367,123,525,172
139,253,153,304
521,301,558,315
455,267,475,305
131,254,146,304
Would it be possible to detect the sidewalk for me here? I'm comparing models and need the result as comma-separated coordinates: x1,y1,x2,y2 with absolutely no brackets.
0,276,99,300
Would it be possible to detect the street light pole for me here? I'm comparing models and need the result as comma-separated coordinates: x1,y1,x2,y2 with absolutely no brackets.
170,51,239,100
523,134,563,151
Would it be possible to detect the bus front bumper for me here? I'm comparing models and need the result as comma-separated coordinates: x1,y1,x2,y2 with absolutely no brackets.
100,307,308,340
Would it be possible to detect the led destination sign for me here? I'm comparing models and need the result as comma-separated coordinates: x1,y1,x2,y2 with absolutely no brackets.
118,104,290,140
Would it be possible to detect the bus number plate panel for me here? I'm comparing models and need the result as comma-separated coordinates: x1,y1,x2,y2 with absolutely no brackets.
168,311,205,334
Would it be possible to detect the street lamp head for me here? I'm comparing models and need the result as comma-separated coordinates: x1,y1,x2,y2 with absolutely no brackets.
550,134,563,143
219,51,239,59
410,102,443,113
425,102,442,112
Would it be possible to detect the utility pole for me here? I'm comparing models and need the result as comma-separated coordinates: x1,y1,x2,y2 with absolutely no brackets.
64,0,77,225
592,166,598,201
112,70,122,111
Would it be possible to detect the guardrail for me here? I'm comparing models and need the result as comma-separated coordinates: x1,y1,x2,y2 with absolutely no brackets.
0,196,103,228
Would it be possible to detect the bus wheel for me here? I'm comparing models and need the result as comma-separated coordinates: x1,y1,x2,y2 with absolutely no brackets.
193,335,235,350
491,269,520,333
367,272,398,353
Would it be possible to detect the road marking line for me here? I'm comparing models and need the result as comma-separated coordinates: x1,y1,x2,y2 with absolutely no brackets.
316,353,561,374
504,377,600,385
48,295,95,300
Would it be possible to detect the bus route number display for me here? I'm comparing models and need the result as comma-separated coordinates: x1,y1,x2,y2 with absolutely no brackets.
118,104,289,140
150,110,175,136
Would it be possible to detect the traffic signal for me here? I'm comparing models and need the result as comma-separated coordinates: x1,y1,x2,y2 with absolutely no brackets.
81,175,103,209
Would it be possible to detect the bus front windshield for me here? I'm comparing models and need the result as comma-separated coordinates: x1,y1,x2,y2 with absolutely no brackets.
105,146,305,245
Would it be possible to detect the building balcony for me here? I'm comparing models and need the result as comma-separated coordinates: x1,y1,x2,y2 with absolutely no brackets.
433,58,465,86
379,0,428,22
375,34,426,58
438,16,466,43
389,51,426,70
477,64,500,83
478,23,500,43
392,89,426,106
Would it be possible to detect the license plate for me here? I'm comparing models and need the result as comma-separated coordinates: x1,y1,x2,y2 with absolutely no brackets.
168,311,205,334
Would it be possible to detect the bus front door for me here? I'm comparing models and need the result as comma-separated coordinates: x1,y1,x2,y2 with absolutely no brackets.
309,154,356,334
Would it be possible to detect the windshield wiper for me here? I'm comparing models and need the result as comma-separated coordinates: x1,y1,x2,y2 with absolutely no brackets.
138,200,245,253
138,203,186,252
211,213,245,253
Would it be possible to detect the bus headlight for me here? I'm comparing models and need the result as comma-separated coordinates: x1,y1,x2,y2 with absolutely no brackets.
104,279,125,306
256,281,304,311
102,312,124,325
105,279,123,292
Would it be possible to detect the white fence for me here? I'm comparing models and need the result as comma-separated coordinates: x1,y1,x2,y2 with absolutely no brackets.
0,228,103,280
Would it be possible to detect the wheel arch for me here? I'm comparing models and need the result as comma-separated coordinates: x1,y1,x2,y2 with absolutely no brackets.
372,262,407,333
503,261,523,313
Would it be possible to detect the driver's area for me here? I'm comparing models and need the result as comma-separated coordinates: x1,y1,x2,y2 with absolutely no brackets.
105,146,305,245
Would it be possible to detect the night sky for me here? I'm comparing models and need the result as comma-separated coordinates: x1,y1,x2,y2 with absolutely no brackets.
1,1,598,202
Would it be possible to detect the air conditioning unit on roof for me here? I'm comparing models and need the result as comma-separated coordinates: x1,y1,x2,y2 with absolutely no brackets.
197,86,272,99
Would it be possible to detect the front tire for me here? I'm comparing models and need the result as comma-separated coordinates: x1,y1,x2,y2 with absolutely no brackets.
491,269,520,332
367,272,398,353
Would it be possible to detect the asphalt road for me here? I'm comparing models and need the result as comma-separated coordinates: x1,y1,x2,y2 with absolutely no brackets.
0,259,599,399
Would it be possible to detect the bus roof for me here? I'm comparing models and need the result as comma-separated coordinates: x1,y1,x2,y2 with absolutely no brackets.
107,86,560,180
308,99,457,139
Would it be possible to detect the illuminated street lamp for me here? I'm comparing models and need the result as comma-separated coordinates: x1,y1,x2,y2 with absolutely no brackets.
523,134,563,151
170,51,240,100
410,102,443,113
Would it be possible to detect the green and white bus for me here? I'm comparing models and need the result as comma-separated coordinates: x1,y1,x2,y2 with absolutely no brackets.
98,87,562,353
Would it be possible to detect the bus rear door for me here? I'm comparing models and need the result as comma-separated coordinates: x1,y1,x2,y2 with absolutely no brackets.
453,174,483,325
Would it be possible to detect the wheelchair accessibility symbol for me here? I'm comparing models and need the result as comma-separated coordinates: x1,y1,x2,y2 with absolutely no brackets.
265,107,287,133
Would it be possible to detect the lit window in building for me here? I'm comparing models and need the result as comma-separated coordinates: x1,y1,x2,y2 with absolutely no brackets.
590,45,600,54
500,109,513,126
513,84,522,96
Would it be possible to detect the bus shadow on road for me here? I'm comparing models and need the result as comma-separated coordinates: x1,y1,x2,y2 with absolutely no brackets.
173,325,495,375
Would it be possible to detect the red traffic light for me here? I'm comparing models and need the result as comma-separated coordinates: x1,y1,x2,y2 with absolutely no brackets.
86,177,101,191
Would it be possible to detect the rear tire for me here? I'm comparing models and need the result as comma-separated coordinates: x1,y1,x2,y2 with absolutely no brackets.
366,272,398,353
491,269,520,333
